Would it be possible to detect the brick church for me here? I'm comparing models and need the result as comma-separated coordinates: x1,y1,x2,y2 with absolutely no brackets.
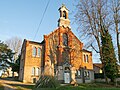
19,4,94,83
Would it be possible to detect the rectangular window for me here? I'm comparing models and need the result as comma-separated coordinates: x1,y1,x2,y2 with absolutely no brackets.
32,47,37,57
32,67,35,76
75,70,81,78
84,70,90,80
38,48,41,57
36,68,39,76
86,55,89,63
83,54,89,63
84,55,86,62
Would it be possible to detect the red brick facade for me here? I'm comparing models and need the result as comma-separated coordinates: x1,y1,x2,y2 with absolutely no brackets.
19,4,94,83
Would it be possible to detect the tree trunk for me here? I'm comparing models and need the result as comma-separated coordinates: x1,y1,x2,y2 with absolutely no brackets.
117,31,120,63
12,71,14,78
95,36,107,83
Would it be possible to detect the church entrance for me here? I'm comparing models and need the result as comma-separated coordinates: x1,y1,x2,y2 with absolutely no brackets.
64,71,70,83
64,66,71,83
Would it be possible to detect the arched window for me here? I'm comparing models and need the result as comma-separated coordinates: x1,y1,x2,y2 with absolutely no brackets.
36,67,39,76
87,71,90,77
63,11,67,19
75,70,81,78
63,33,68,46
84,71,87,77
38,48,41,57
78,70,81,76
32,67,35,76
32,47,37,57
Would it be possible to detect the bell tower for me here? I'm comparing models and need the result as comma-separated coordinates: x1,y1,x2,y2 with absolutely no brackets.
58,4,70,28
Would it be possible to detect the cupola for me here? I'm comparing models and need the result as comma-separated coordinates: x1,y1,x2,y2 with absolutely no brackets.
58,4,70,28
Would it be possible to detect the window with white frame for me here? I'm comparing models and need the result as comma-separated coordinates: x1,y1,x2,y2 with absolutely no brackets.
86,55,89,63
84,70,90,79
36,67,39,76
75,69,81,78
32,67,35,76
38,48,41,57
32,47,37,57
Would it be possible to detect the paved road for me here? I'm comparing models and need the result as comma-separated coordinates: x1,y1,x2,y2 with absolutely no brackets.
0,78,34,90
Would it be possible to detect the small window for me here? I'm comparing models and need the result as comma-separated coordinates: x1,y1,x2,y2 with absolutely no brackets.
75,70,81,78
32,67,35,76
84,55,86,62
78,70,81,76
63,11,67,19
36,68,39,76
86,55,89,63
32,47,37,57
38,48,41,57
83,55,89,63
63,33,68,46
84,71,87,77
87,71,90,77
84,70,90,79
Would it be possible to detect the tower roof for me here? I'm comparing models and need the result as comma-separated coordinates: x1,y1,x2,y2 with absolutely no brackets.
59,4,69,11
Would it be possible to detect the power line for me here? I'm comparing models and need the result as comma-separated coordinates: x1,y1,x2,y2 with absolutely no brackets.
33,0,50,40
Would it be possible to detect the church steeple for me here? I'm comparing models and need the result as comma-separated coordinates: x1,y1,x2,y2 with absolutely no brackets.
58,4,70,28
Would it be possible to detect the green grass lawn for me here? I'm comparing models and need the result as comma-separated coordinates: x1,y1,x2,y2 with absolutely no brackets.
57,85,120,90
15,85,34,90
4,82,120,90
0,84,4,90
34,83,120,90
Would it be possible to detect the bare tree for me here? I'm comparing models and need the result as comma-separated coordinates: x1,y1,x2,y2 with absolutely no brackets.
75,0,120,63
112,0,120,62
5,37,22,63
74,0,119,83
74,0,111,63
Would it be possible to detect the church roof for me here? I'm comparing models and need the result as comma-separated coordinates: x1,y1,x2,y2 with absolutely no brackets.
93,63,103,68
58,4,69,11
82,49,92,53
24,39,43,45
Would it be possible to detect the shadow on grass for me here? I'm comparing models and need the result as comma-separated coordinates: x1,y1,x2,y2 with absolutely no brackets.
7,83,34,89
6,83,120,90
0,77,19,82
0,84,4,90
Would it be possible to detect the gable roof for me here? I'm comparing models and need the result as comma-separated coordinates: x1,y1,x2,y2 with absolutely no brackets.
58,4,69,11
45,26,83,47
82,49,92,53
93,63,103,68
23,39,43,45
21,39,43,51
28,40,42,44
